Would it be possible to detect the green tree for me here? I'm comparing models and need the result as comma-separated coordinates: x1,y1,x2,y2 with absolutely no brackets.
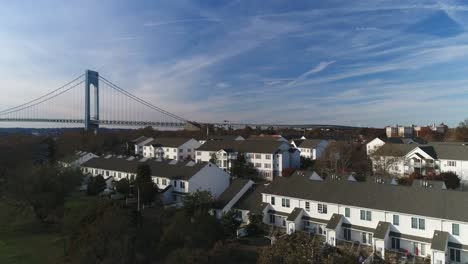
87,175,106,196
231,153,257,179
441,172,461,189
183,190,214,217
209,153,218,165
115,178,130,196
258,232,317,264
219,210,242,238
246,213,266,236
64,200,137,264
136,163,152,187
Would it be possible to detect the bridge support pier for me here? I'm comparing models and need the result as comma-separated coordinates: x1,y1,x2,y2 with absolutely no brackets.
85,70,99,132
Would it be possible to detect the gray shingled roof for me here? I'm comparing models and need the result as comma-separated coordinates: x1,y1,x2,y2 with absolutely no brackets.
81,157,207,180
373,143,416,157
147,137,192,148
263,172,468,223
215,178,250,209
373,222,391,239
287,208,303,221
296,139,323,149
233,184,267,214
197,140,285,154
326,214,343,230
421,144,468,160
431,231,449,251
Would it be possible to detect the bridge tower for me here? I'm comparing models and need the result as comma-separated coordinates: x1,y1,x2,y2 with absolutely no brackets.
84,70,99,132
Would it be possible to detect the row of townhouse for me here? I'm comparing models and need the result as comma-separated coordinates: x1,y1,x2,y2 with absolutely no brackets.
367,138,468,181
194,139,300,180
80,156,230,205
215,170,468,264
58,151,98,167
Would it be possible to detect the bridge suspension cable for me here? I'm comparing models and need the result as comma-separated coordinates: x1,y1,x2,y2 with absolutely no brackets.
99,75,187,122
0,74,84,115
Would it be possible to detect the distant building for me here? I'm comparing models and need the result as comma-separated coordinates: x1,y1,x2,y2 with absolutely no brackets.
58,151,98,167
195,139,300,180
386,125,413,138
290,139,330,160
141,137,201,161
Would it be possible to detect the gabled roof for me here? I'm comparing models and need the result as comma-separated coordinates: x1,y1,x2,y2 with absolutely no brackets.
215,178,251,209
326,214,343,230
132,136,148,144
373,221,391,239
81,157,208,180
295,139,324,148
262,171,468,223
287,207,303,221
431,231,449,251
197,140,286,154
147,137,193,148
233,184,267,214
373,143,416,157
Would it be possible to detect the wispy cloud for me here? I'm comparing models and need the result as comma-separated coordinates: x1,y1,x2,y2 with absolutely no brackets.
143,18,220,27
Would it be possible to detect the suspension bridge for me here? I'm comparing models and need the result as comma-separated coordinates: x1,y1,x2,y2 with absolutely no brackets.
0,70,360,132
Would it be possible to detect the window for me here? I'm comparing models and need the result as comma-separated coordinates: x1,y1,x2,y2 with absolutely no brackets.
269,214,275,224
360,210,371,221
264,163,271,168
255,163,261,168
255,154,261,159
344,228,351,240
391,238,400,249
179,156,183,160
271,196,275,205
162,179,167,185
421,244,426,256
246,153,252,158
411,217,425,230
305,202,310,212
196,152,201,156
345,208,350,217
188,149,192,153
265,154,271,160
450,248,461,262
180,181,185,188
448,160,457,167
173,181,177,187
418,219,425,230
318,203,327,214
281,198,290,208
362,233,367,244
196,159,201,163
304,221,310,227
173,149,176,152
282,219,286,227
452,223,460,236
173,156,176,159
393,215,399,226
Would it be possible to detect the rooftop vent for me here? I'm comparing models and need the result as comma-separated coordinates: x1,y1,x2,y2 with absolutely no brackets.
104,154,113,159
126,156,135,161
375,178,385,184
139,157,148,162
186,161,195,166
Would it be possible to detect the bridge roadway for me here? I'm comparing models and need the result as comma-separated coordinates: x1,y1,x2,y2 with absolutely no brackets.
0,118,361,130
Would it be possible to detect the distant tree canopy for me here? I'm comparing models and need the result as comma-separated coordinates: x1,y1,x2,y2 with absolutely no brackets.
441,172,461,189
115,178,130,195
258,232,318,264
136,163,152,187
231,153,257,179
4,165,83,224
183,190,214,217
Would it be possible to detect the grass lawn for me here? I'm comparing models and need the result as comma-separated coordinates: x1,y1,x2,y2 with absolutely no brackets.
0,192,96,264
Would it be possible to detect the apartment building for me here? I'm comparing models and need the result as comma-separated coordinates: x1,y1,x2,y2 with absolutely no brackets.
245,171,468,264
81,156,230,205
131,136,155,156
369,138,468,181
386,125,414,138
290,139,329,160
141,137,201,161
195,140,300,180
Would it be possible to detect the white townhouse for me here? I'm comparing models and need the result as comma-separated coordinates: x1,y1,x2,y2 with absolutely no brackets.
195,140,300,180
58,151,99,167
233,171,468,264
366,137,417,156
290,139,329,160
141,137,201,161
81,156,230,205
132,136,155,156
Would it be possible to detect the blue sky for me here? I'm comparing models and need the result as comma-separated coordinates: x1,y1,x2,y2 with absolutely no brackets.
2,0,468,127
